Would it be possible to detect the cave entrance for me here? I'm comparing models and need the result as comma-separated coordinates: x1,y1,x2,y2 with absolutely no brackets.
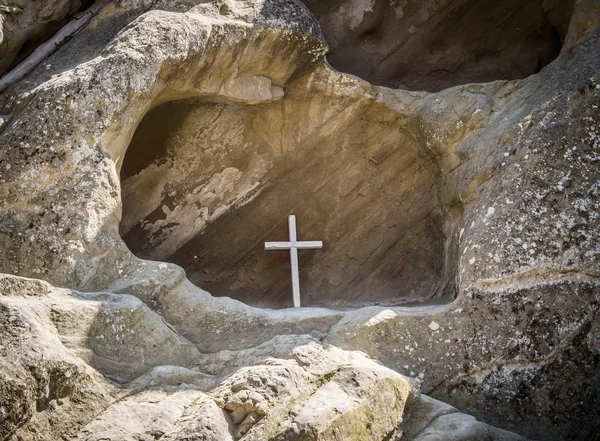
301,0,574,92
120,96,450,309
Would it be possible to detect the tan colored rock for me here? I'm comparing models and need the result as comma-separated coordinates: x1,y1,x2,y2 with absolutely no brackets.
406,413,526,441
0,0,598,440
272,363,413,441
49,290,202,381
209,335,416,441
326,277,600,440
71,388,232,441
0,0,89,75
0,276,118,441
400,395,526,441
2,276,202,382
107,260,344,352
128,365,217,390
0,274,532,441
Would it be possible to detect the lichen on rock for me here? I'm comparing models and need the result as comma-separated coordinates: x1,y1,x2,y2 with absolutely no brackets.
0,0,599,440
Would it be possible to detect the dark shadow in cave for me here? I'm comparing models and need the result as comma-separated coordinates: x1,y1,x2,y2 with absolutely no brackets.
120,97,456,309
300,0,575,92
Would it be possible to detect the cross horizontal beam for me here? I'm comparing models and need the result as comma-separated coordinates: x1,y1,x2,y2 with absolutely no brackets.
264,241,323,250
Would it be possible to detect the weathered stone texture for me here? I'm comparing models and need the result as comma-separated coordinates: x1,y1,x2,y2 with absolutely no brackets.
300,0,574,92
0,0,598,440
0,0,92,75
0,277,117,441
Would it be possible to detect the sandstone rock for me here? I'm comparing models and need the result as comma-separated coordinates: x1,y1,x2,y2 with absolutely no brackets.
128,365,217,390
2,276,203,382
400,394,458,439
51,290,202,381
301,0,573,92
271,363,413,441
0,0,598,440
401,395,526,441
209,335,417,441
0,274,551,441
71,388,231,441
326,278,600,440
106,260,344,352
61,334,520,441
0,0,90,75
0,276,117,440
405,413,526,441
114,0,600,312
74,334,416,441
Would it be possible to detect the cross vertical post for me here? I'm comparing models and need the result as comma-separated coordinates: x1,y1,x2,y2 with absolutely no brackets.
265,215,323,308
288,215,301,307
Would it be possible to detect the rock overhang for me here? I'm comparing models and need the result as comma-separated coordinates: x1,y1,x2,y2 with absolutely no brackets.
0,0,597,305
300,0,576,92
0,3,330,290
118,87,454,309
0,0,597,319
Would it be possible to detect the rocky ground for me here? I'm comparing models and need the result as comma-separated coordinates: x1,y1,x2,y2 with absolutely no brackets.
0,0,598,440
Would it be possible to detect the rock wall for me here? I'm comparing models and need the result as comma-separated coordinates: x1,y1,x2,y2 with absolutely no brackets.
0,0,599,440
120,87,449,308
301,0,574,92
0,0,92,75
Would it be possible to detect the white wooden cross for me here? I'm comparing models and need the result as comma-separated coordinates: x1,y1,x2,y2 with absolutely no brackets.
265,215,323,308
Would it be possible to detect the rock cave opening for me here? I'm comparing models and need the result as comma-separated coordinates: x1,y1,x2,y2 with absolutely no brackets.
119,95,456,309
300,0,575,92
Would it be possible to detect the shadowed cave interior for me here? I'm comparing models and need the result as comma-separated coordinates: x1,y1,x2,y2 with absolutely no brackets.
301,0,574,92
119,96,456,309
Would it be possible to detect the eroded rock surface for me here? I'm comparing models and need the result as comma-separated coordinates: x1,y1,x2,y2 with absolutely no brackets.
0,0,93,75
121,87,448,308
301,0,574,92
0,0,599,440
400,395,526,441
0,276,117,441
1,276,520,441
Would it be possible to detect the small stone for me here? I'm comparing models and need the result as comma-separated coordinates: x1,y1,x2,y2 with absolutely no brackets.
428,321,440,331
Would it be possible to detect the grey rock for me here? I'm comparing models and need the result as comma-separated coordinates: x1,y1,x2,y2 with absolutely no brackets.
400,395,526,441
0,0,89,75
0,0,598,440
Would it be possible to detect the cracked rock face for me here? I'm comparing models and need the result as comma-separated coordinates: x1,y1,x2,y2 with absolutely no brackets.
0,0,599,440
